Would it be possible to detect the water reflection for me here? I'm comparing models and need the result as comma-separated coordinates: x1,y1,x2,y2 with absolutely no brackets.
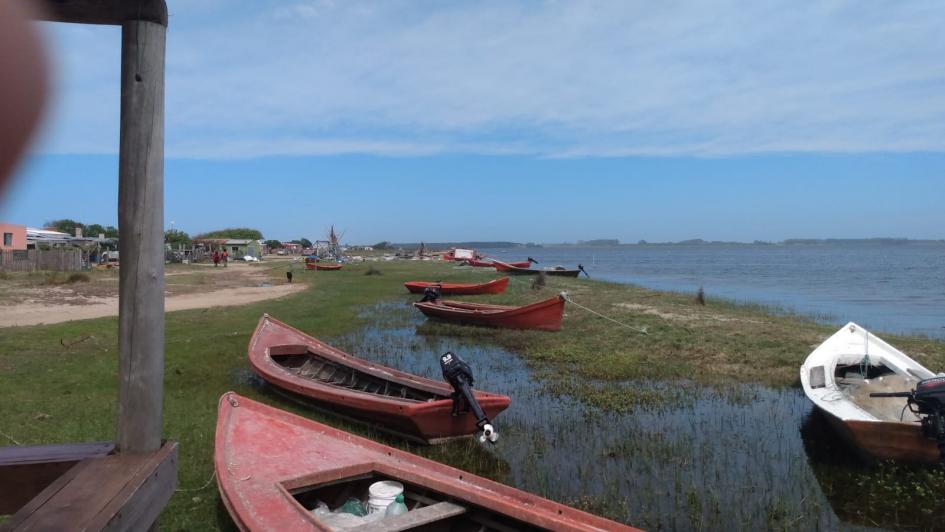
800,410,945,530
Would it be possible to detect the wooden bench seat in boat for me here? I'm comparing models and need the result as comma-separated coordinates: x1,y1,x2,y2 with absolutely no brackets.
1,441,177,532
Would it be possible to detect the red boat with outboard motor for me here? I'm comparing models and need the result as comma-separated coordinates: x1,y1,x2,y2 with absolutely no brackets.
249,314,510,444
493,260,588,278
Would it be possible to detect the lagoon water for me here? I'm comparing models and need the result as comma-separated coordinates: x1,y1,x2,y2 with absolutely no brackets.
479,242,945,339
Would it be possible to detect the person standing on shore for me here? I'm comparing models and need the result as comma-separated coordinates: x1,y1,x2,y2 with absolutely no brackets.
213,250,220,267
223,249,228,267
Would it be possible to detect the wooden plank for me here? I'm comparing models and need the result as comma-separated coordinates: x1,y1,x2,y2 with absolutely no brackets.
0,442,114,514
3,442,177,532
30,0,167,26
0,442,113,466
116,16,166,454
353,501,467,532
93,441,178,531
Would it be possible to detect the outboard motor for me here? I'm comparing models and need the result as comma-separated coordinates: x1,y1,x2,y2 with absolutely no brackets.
578,264,589,278
419,286,440,303
439,351,498,444
871,375,945,461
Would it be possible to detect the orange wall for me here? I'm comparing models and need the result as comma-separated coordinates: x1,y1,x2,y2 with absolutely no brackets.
0,223,27,250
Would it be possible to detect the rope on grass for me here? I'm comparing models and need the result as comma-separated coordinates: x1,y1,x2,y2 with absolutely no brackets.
0,429,22,446
560,292,648,335
176,470,217,492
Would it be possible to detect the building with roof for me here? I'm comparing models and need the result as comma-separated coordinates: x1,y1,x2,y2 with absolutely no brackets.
0,223,27,251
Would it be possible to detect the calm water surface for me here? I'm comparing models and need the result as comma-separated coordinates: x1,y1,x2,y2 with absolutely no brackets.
479,242,945,339
322,302,945,531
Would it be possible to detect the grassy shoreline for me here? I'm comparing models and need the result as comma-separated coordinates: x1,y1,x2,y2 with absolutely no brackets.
1,260,943,528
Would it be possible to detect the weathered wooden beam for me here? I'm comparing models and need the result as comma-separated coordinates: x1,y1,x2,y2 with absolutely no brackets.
31,0,167,26
116,16,165,454
3,441,178,531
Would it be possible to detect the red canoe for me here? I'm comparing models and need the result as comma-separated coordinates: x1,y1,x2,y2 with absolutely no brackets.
466,258,533,268
404,277,509,295
304,262,317,270
216,392,638,532
249,315,510,443
414,295,565,331
315,263,343,271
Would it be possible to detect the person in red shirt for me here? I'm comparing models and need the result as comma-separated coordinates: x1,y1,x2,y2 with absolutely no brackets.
212,250,220,267
222,250,228,267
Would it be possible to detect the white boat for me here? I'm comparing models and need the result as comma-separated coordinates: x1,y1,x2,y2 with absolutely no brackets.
800,322,941,463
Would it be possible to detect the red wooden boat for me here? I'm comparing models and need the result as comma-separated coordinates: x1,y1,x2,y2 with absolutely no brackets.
304,262,318,270
249,315,511,443
414,295,565,331
493,260,584,278
216,392,638,532
404,277,509,295
315,263,343,271
465,258,533,268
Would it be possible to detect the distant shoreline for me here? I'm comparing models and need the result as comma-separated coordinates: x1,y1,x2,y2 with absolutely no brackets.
381,237,944,249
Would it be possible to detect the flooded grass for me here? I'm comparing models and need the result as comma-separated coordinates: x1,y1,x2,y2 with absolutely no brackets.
328,301,945,530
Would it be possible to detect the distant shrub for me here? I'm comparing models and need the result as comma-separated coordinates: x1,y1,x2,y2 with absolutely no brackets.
67,273,90,284
531,272,546,290
365,266,383,276
695,286,705,305
42,272,91,285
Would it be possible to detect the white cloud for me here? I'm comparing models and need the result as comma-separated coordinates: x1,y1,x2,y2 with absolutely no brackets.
30,0,945,158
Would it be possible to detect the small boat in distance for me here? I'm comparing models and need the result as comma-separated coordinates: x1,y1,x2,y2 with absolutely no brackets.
800,322,943,463
493,260,587,278
465,257,535,268
248,315,510,443
314,263,342,271
415,294,565,331
404,277,509,295
216,392,638,531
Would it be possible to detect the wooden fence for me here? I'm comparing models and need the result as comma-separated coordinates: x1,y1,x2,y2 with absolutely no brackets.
0,249,84,272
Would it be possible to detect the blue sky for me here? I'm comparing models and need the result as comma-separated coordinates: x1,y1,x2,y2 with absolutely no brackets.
2,1,944,243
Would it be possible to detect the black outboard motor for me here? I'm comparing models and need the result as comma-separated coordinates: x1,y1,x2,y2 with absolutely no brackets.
439,351,498,444
871,375,945,461
419,286,440,303
578,264,589,278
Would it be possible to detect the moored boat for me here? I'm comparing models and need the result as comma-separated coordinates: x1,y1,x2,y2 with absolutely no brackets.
493,260,586,277
404,277,509,295
800,322,943,463
465,258,534,268
249,315,510,443
315,263,343,271
414,294,565,331
216,392,638,532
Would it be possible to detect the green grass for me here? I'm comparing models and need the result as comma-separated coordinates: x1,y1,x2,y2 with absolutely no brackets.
1,260,943,529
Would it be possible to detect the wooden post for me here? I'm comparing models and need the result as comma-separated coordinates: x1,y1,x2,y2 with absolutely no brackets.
117,17,166,454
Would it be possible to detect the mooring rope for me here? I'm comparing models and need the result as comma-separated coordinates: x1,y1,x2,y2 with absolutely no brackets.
176,470,217,492
560,292,648,335
0,429,21,446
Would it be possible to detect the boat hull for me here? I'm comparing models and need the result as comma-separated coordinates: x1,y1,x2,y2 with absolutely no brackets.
215,392,638,532
466,259,531,268
817,406,940,463
414,295,565,331
404,277,509,295
314,264,342,271
800,322,942,464
494,261,580,277
249,315,510,443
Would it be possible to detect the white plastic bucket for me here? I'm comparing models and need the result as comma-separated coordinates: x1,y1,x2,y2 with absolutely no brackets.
367,480,404,514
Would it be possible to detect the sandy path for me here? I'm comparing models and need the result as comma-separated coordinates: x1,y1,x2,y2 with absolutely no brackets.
0,283,306,327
